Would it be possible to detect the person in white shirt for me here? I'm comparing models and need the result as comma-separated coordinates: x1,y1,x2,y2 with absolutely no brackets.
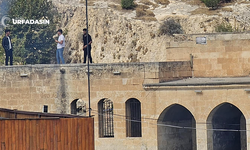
55,29,65,64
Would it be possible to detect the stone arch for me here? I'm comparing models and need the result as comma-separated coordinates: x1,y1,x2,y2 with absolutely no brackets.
70,99,86,116
125,98,141,137
157,104,196,150
207,102,247,150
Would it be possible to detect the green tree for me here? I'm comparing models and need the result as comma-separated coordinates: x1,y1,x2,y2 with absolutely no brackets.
202,0,220,9
159,19,183,36
8,0,58,65
0,36,6,65
121,0,135,9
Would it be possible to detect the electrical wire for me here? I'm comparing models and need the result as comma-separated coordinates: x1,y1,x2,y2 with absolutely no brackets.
90,109,249,132
90,109,243,126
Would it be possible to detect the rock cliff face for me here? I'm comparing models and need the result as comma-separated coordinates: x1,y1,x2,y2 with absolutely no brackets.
52,0,250,63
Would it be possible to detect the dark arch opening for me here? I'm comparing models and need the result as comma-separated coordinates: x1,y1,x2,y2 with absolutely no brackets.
70,99,86,115
157,104,196,150
71,99,78,114
125,98,141,137
207,103,247,150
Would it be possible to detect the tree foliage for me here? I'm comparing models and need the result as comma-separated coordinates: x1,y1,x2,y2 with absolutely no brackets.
0,36,6,65
159,19,183,36
7,0,58,65
121,0,135,9
201,0,220,9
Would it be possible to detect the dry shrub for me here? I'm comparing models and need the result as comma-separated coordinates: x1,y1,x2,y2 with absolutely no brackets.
136,4,150,9
140,0,154,5
108,0,122,4
190,8,219,15
136,8,147,17
155,0,170,5
215,22,233,32
108,4,123,10
184,0,205,6
140,16,157,21
140,0,159,8
150,32,156,38
136,8,155,17
221,7,233,12
146,10,155,17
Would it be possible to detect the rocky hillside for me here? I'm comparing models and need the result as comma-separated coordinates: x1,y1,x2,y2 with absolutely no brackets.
52,0,250,63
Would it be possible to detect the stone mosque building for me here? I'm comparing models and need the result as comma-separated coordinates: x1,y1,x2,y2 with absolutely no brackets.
0,33,250,150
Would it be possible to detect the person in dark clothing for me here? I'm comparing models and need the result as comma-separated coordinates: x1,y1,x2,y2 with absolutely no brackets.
83,28,92,63
1,29,13,66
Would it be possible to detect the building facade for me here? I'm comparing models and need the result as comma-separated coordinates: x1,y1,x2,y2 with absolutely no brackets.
0,33,249,150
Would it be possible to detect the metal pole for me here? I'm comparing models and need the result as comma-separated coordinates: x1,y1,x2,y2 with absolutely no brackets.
86,0,91,117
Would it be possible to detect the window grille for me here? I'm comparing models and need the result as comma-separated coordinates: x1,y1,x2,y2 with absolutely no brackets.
126,98,141,137
98,98,114,137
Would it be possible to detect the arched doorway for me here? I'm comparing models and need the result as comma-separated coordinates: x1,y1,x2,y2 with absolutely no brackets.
207,103,247,150
157,104,196,150
70,99,86,116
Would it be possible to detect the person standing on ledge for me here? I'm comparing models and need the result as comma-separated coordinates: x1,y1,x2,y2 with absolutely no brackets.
2,29,13,66
83,28,92,63
55,29,65,64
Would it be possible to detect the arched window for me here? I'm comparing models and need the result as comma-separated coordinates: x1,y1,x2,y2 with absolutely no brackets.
126,98,141,137
207,103,246,150
70,99,86,116
98,98,114,138
157,104,196,150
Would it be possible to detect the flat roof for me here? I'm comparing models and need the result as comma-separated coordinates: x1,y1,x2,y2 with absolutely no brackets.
0,108,87,119
143,77,250,87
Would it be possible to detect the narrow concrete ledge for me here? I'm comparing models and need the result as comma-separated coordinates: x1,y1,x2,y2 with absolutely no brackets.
173,32,250,42
143,77,250,87
0,61,192,82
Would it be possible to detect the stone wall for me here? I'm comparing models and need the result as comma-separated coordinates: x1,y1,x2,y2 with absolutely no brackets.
166,33,250,77
1,62,250,150
0,65,59,112
0,61,190,111
0,62,190,150
159,61,192,82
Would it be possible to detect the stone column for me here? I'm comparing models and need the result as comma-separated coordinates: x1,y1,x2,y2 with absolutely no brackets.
196,123,208,150
246,122,250,150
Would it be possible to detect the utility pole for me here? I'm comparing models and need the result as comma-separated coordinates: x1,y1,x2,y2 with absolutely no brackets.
85,0,91,117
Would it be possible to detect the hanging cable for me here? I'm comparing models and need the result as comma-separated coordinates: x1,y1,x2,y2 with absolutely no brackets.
90,109,249,132
90,109,244,126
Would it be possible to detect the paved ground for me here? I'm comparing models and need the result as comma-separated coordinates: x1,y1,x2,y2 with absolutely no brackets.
144,77,250,86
